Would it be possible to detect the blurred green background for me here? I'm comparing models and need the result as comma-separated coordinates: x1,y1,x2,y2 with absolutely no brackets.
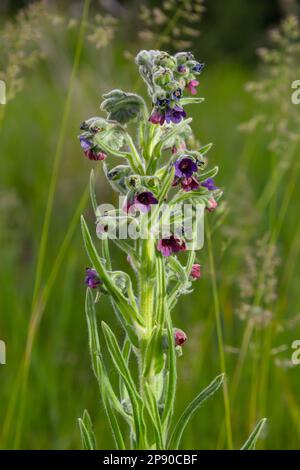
0,0,300,450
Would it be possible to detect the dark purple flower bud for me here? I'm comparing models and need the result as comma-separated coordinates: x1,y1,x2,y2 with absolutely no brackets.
181,176,200,192
201,178,217,191
190,264,201,279
157,97,171,108
192,62,205,73
174,329,187,346
85,268,102,289
157,235,186,257
174,157,197,178
186,80,199,95
172,88,183,101
177,64,187,74
165,105,186,124
149,108,165,125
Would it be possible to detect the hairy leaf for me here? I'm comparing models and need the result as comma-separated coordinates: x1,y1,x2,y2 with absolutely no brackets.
241,418,267,450
168,374,224,449
101,89,146,124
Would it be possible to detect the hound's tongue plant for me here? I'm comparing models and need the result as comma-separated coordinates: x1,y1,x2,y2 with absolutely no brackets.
78,50,266,450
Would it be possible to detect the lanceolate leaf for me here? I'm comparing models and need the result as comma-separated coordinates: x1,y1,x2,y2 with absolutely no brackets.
96,357,126,450
78,417,95,450
162,311,177,429
81,216,144,327
89,169,98,215
85,290,133,426
78,410,97,450
241,418,267,450
168,374,225,450
101,322,147,449
180,97,205,106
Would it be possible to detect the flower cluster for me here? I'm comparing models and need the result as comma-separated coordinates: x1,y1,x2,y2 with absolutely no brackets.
136,50,204,125
79,136,106,161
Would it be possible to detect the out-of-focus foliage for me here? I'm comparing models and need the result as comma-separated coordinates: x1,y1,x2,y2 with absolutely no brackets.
240,15,300,156
139,0,205,50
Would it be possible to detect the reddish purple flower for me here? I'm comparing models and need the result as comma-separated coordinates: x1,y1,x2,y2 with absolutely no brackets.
134,191,158,213
181,176,200,192
85,268,102,288
79,136,106,161
124,191,158,214
201,178,217,191
157,235,186,257
165,105,186,124
174,157,197,178
206,198,218,212
186,79,199,95
191,264,201,279
149,108,165,125
174,329,187,346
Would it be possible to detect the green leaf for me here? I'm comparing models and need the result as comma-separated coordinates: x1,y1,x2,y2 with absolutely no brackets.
101,322,147,449
96,357,126,450
89,169,98,215
162,311,177,429
168,374,224,450
199,166,219,182
85,290,133,425
144,381,164,450
78,416,95,450
81,216,144,327
101,89,147,124
199,143,213,156
241,418,267,450
85,289,101,375
180,97,205,106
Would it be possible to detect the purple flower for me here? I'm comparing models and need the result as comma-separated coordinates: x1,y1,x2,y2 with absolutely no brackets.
174,157,197,178
186,80,199,95
157,235,186,257
192,62,205,73
165,105,186,124
181,176,200,192
85,268,102,289
201,178,217,191
172,88,183,101
134,191,158,213
174,329,187,346
79,136,91,152
149,108,165,125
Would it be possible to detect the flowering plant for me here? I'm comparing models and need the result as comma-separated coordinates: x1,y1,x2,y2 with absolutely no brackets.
78,50,265,450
